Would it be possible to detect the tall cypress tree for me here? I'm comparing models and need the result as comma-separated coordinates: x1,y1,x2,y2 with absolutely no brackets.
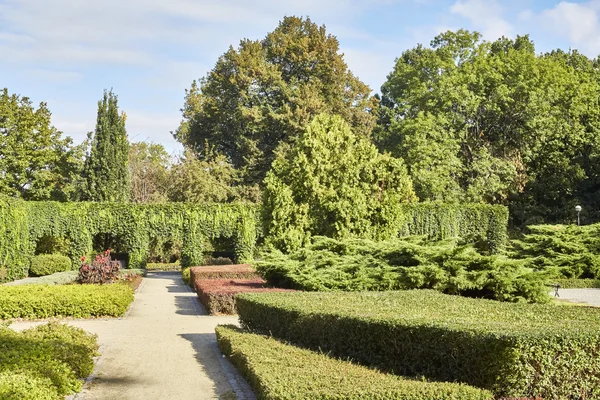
83,89,130,202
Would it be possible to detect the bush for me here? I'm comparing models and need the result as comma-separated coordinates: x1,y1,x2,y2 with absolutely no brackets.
0,322,98,398
29,254,72,277
215,325,493,400
146,262,180,271
182,267,192,287
0,284,134,319
190,264,259,287
78,250,120,284
196,279,292,315
236,290,600,398
555,278,600,289
258,236,549,303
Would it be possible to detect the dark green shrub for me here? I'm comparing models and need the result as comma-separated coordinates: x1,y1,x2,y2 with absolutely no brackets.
0,284,134,319
0,322,98,397
258,236,549,303
29,254,72,277
236,290,600,398
216,325,493,400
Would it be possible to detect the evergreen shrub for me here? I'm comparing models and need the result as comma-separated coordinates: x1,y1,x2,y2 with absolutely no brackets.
236,290,600,398
0,322,98,398
0,284,134,319
29,254,72,277
257,236,548,303
215,325,493,400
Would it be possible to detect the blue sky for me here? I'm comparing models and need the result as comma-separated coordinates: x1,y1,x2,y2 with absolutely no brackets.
1,0,599,154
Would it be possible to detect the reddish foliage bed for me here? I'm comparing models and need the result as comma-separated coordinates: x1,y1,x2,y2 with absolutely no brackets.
195,278,293,315
190,264,260,287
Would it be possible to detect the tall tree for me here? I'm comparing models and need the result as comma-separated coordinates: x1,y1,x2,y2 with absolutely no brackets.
83,90,130,202
0,88,84,200
377,30,600,224
263,114,416,252
128,142,171,203
175,16,378,185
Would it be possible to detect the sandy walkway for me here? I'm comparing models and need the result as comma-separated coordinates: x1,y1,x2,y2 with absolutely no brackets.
9,272,255,400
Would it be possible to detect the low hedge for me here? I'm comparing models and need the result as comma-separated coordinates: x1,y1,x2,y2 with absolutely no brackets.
236,290,600,398
215,325,493,400
196,279,292,315
0,284,134,319
0,322,99,398
554,278,600,289
29,254,72,277
190,264,259,287
146,263,180,271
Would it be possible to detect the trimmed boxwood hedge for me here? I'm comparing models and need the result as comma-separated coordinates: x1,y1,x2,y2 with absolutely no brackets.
215,325,493,400
236,290,600,398
0,284,134,319
29,254,72,277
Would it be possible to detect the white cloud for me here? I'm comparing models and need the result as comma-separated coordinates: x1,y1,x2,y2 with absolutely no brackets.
539,1,600,55
450,0,513,40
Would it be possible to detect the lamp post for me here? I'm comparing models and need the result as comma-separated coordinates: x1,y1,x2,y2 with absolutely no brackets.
575,205,582,226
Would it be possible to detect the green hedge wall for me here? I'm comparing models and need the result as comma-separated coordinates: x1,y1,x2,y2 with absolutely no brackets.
236,290,600,398
216,325,493,400
0,197,260,282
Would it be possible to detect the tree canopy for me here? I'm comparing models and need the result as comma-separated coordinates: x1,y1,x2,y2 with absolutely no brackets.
376,30,600,224
175,16,378,186
0,88,84,200
263,113,416,252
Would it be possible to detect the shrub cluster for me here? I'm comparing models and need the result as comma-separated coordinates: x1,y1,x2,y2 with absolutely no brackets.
216,325,493,400
78,250,120,284
191,264,292,315
258,236,549,303
0,284,134,319
29,254,72,277
0,322,99,399
236,290,600,398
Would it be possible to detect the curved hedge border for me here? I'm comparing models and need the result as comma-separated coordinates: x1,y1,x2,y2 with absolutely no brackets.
236,290,600,398
0,197,260,282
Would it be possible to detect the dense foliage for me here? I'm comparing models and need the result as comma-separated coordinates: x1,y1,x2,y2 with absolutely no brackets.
216,325,493,399
0,284,134,319
263,114,416,252
83,90,130,202
78,250,121,284
0,88,85,201
377,30,600,224
0,197,259,282
175,16,378,186
29,254,72,277
236,290,600,398
128,141,171,203
257,236,547,303
0,322,99,399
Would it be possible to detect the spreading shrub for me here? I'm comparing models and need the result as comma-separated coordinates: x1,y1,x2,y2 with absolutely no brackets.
0,322,99,398
236,290,600,398
196,279,292,315
0,284,134,319
258,236,549,303
29,254,72,277
216,325,493,400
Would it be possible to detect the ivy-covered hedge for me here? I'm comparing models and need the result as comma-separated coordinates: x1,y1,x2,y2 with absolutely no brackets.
0,197,259,282
236,290,600,398
216,325,493,400
0,284,134,319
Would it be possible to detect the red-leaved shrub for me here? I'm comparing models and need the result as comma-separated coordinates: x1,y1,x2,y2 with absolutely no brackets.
195,278,293,315
189,264,259,289
78,249,120,284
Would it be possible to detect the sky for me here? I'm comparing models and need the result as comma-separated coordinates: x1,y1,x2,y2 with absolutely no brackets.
1,0,600,154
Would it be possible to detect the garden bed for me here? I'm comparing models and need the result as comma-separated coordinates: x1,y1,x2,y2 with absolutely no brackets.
215,325,492,400
0,322,99,399
189,264,259,287
236,290,600,398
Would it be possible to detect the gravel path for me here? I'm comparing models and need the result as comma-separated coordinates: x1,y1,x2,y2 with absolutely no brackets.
553,288,600,307
9,272,256,400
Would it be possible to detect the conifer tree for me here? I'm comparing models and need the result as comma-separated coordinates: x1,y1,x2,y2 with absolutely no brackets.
84,90,130,202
